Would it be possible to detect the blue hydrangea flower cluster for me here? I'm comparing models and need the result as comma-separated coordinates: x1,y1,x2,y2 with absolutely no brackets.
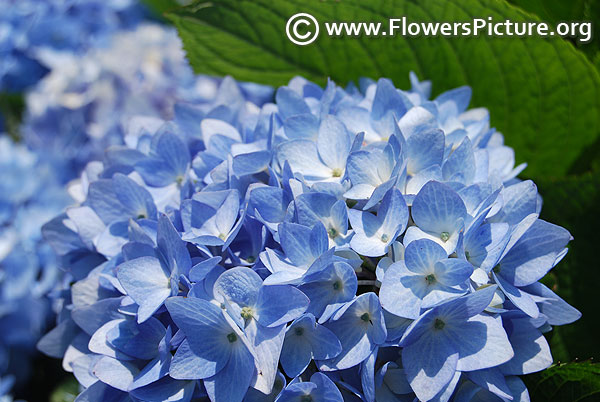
0,0,143,92
0,136,72,398
39,73,580,402
21,23,273,176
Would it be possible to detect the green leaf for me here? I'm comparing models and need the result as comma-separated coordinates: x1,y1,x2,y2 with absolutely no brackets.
141,0,183,21
524,361,600,401
49,376,78,402
0,92,24,141
506,0,599,60
168,0,600,178
536,170,600,362
507,0,586,25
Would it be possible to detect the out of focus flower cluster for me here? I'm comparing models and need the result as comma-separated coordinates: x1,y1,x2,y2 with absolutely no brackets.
0,0,143,92
0,136,71,398
38,72,580,402
22,23,273,175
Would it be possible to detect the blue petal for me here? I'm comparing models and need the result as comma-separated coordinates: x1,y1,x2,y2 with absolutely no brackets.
93,356,139,392
379,262,423,319
500,317,552,375
402,331,459,401
165,297,238,378
256,285,309,327
404,239,447,274
320,293,386,370
116,256,171,323
523,282,581,325
406,128,444,174
317,115,351,170
246,321,286,393
450,314,513,371
213,266,262,307
493,272,539,318
284,113,319,140
279,222,328,266
130,377,196,402
411,181,467,236
204,340,256,402
498,219,571,287
281,322,313,378
310,372,344,402
276,86,311,119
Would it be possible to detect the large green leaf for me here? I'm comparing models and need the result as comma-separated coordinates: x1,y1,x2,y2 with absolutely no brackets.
508,0,586,25
168,0,600,177
536,170,600,362
507,0,599,63
524,361,600,401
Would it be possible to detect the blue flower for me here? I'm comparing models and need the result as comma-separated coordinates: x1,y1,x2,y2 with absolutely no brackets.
117,214,191,323
276,372,343,402
348,188,408,257
319,293,386,371
380,239,473,319
404,180,468,254
165,296,255,402
280,314,342,378
399,286,513,400
276,115,352,183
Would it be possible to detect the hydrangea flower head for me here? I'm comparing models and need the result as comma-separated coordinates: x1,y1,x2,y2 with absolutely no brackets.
38,72,581,402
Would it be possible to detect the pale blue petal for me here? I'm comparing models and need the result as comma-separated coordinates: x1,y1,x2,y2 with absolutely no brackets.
412,181,467,235
204,341,255,402
256,285,309,327
406,129,444,174
448,315,513,371
130,377,196,402
500,317,552,375
498,220,571,287
116,256,171,323
317,115,351,170
402,332,458,401
93,356,139,392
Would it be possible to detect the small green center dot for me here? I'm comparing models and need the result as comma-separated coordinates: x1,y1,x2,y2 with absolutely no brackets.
380,234,389,242
227,332,238,343
332,280,341,291
294,327,304,336
328,227,338,239
246,256,256,263
465,251,471,260
440,232,450,242
218,233,227,240
300,396,313,402
425,274,436,284
360,312,371,322
175,175,184,186
241,306,254,320
434,318,445,330
137,213,146,219
332,168,342,178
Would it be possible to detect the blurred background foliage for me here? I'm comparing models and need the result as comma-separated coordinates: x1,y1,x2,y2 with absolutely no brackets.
2,0,599,400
